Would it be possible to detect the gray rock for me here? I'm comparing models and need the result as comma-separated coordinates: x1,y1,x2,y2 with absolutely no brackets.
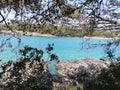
0,68,3,74
55,59,111,81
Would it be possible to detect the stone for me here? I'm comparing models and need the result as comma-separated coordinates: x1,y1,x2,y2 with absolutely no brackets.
55,59,111,81
0,68,3,74
0,59,53,90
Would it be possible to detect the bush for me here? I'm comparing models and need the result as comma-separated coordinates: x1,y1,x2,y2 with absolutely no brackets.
0,44,58,90
84,62,120,90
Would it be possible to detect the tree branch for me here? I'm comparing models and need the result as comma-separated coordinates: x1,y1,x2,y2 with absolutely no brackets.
0,11,9,27
94,14,120,25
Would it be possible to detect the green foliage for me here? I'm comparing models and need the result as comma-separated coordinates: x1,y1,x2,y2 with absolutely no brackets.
92,30,120,38
0,44,58,90
61,5,76,17
1,23,120,38
0,24,85,37
83,39,120,90
84,62,120,90
0,0,120,33
46,44,58,61
19,44,58,62
19,46,44,63
0,0,42,9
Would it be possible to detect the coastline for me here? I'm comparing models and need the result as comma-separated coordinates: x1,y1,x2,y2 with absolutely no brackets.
0,30,56,37
84,36,120,40
0,30,119,40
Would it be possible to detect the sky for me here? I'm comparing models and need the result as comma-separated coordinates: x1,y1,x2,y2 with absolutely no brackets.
0,0,120,25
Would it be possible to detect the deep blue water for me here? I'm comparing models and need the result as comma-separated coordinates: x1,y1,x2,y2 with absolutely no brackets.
0,34,120,74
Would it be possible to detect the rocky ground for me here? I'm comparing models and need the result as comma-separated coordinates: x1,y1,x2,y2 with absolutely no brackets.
55,58,111,83
0,59,53,90
0,58,111,90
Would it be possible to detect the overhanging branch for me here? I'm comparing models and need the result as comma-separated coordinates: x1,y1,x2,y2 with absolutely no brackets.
94,14,120,25
0,11,9,27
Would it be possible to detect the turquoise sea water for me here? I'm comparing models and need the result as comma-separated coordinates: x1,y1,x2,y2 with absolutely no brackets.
0,34,120,63
0,34,120,74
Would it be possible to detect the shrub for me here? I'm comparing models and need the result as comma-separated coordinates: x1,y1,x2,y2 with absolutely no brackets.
0,44,58,90
84,62,120,90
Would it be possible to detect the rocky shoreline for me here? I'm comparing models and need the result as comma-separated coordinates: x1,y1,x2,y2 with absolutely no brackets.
55,59,111,83
0,59,53,90
0,58,112,89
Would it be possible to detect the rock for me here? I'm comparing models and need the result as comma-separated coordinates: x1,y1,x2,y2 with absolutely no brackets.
0,68,3,74
0,58,112,89
5,64,13,72
0,60,52,90
55,59,111,81
16,58,22,63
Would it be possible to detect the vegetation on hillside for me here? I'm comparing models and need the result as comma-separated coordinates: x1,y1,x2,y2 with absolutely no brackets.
0,0,120,35
0,24,83,37
1,24,120,38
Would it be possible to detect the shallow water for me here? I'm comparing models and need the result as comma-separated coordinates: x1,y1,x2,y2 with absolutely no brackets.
0,34,120,74
0,34,120,62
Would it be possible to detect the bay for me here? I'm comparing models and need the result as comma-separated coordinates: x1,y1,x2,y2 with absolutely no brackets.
0,34,120,62
0,34,120,74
